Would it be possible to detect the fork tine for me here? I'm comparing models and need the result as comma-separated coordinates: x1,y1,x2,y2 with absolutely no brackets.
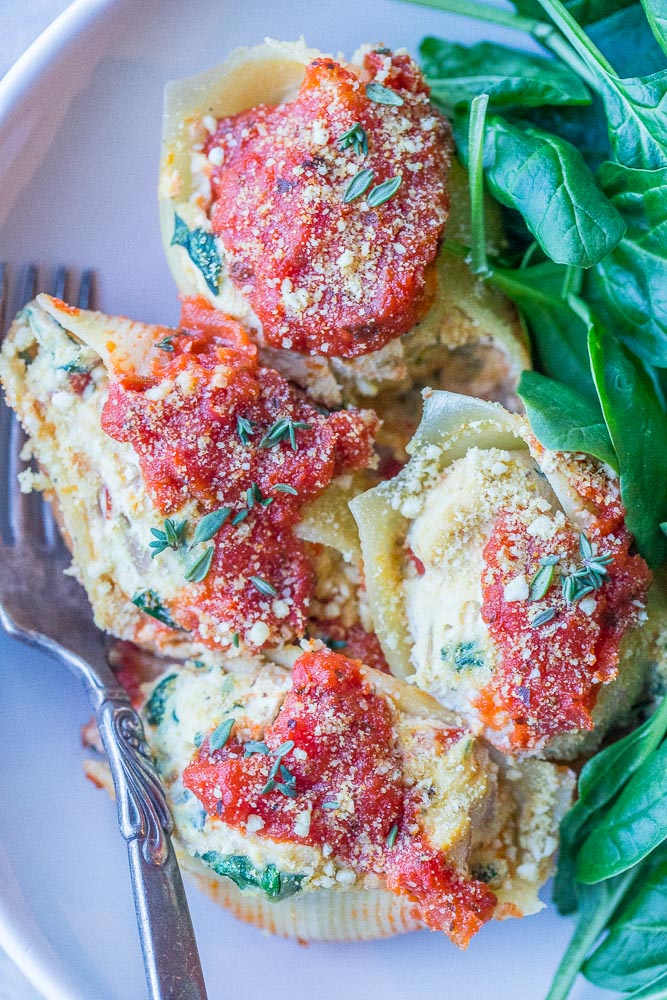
4,265,48,547
52,265,68,301
77,269,94,309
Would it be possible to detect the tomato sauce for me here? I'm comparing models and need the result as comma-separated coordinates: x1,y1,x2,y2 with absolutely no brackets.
101,298,376,649
183,648,496,947
478,503,652,750
205,49,451,358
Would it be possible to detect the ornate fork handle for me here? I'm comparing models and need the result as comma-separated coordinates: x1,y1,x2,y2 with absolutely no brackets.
94,688,208,1000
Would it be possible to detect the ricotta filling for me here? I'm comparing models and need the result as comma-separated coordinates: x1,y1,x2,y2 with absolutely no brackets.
403,447,563,726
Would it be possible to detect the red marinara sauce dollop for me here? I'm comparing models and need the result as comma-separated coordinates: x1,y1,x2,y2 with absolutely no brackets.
183,648,496,947
205,48,452,358
478,496,652,751
101,297,377,649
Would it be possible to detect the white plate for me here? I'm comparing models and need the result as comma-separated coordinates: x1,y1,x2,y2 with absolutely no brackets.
0,2,618,998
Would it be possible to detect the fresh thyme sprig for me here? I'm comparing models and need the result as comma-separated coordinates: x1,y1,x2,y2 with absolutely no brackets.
149,518,188,558
338,122,369,156
259,417,311,451
236,415,257,446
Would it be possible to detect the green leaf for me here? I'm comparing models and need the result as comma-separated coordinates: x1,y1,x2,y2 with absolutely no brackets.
518,370,617,469
642,0,667,56
144,673,178,727
589,5,666,78
131,589,181,630
366,174,402,208
588,321,667,567
489,263,596,399
421,36,591,110
171,214,222,296
627,971,667,998
513,0,634,26
468,94,491,276
553,696,667,913
191,508,231,547
209,717,235,752
535,0,667,169
198,852,304,901
343,168,375,203
577,740,667,883
546,868,645,1000
587,162,667,368
365,82,404,106
184,545,215,583
482,116,626,267
584,847,667,992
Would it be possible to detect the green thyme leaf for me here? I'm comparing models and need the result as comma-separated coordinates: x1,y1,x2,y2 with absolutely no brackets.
244,740,270,757
232,509,249,525
209,717,235,752
274,483,298,495
529,563,556,601
249,575,278,597
343,167,375,203
184,545,215,583
366,81,404,106
322,800,339,810
531,607,557,627
232,632,240,647
386,824,399,848
191,508,231,547
156,336,175,352
236,415,257,446
366,174,403,208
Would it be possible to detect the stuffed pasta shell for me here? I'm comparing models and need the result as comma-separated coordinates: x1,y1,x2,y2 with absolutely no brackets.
0,293,379,660
159,39,529,418
85,644,573,946
351,391,666,759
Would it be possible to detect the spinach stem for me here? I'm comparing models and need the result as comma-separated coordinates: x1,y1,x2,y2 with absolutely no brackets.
468,93,490,277
545,866,643,1000
397,0,540,33
535,0,617,77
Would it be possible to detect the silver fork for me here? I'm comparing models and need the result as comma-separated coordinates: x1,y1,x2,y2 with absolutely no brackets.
0,264,208,1000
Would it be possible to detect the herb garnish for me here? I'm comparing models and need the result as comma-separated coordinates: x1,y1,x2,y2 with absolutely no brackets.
338,122,369,156
528,562,555,602
249,575,278,597
531,607,557,627
232,509,249,525
209,717,235,752
131,590,182,630
190,508,231,547
322,800,339,810
560,533,613,605
184,545,214,583
274,483,298,496
236,415,257,446
366,174,403,208
260,740,297,797
156,336,175,352
366,81,404,106
386,824,399,848
343,168,375,203
149,518,188,558
259,417,311,451
231,632,240,648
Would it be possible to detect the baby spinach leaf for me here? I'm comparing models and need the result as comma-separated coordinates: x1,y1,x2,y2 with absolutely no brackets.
641,0,667,57
589,4,666,77
521,97,610,172
131,589,182,630
421,36,591,109
588,322,667,567
555,682,667,913
627,971,667,998
536,0,667,168
546,867,644,1000
584,846,667,991
587,162,667,368
489,265,596,399
171,214,222,296
513,0,634,26
198,851,304,901
518,370,617,468
482,117,625,267
143,673,178,727
577,740,667,883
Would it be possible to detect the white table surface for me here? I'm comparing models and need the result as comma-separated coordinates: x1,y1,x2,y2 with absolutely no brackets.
1,7,74,997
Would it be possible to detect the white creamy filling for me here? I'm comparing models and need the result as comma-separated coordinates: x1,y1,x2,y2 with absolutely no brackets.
403,447,563,724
